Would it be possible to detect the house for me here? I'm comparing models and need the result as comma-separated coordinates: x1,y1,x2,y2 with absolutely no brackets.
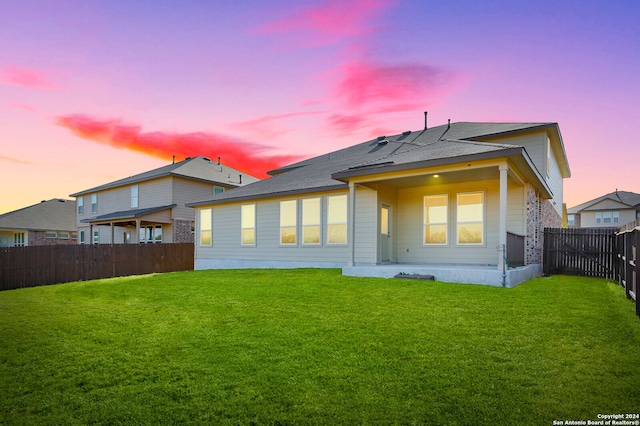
187,121,571,287
0,199,76,247
70,156,259,244
567,191,640,228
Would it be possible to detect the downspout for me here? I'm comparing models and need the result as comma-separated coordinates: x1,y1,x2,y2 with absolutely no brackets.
499,164,509,287
348,181,356,267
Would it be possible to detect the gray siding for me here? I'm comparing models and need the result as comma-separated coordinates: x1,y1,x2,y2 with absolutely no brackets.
354,186,377,264
196,190,352,265
395,179,524,265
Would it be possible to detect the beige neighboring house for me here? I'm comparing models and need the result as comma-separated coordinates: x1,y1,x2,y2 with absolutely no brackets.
0,199,76,247
70,156,259,244
567,191,640,228
188,121,571,287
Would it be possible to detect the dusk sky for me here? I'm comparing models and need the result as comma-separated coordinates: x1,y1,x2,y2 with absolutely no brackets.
1,0,638,215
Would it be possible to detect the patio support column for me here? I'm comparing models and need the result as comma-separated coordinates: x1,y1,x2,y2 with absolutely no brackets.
348,181,356,267
498,164,508,272
110,222,114,245
135,219,141,243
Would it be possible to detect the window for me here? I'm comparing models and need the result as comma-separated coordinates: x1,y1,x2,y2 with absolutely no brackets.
597,211,619,224
140,225,162,243
93,229,99,244
280,200,297,245
45,232,57,238
567,214,575,226
302,198,321,245
327,195,347,244
241,204,256,245
91,194,97,213
214,186,224,195
200,209,212,246
77,197,84,215
423,195,448,245
457,192,484,245
80,230,85,244
59,232,70,239
13,233,25,247
131,185,139,208
71,232,77,240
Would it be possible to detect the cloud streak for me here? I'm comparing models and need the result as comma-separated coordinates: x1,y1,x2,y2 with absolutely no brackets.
55,115,304,178
0,66,59,90
0,155,34,165
255,0,392,46
334,61,459,110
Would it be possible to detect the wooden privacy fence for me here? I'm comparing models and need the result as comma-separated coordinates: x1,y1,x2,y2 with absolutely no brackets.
0,243,194,291
544,224,639,316
615,220,639,316
543,227,616,279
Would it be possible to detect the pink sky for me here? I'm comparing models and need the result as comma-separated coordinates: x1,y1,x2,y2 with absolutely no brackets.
1,0,639,214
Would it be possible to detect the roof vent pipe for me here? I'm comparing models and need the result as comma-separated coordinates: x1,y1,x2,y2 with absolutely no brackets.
424,111,428,130
239,174,242,184
447,119,451,129
218,156,221,165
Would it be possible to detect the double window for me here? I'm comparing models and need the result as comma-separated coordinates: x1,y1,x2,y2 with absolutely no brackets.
13,233,25,247
596,211,619,224
423,192,485,246
140,225,162,243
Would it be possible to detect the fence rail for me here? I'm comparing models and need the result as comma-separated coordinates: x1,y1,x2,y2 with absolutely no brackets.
0,243,194,291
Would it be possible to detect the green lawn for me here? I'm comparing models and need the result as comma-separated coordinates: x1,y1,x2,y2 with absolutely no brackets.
1,269,639,425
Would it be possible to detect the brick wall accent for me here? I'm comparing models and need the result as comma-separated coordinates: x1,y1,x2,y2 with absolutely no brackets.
174,219,194,243
29,231,77,246
525,185,561,264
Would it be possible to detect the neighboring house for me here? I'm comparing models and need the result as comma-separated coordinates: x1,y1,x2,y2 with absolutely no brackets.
188,121,571,286
0,199,76,247
70,156,259,244
567,191,640,228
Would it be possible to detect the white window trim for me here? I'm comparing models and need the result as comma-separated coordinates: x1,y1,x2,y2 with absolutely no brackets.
456,191,485,246
326,194,348,245
131,185,139,208
302,197,322,246
241,204,256,246
199,208,212,246
77,197,84,215
279,200,298,246
423,194,449,246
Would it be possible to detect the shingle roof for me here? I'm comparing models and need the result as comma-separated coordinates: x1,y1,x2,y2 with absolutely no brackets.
0,199,76,231
567,191,640,214
70,156,259,197
188,122,563,206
